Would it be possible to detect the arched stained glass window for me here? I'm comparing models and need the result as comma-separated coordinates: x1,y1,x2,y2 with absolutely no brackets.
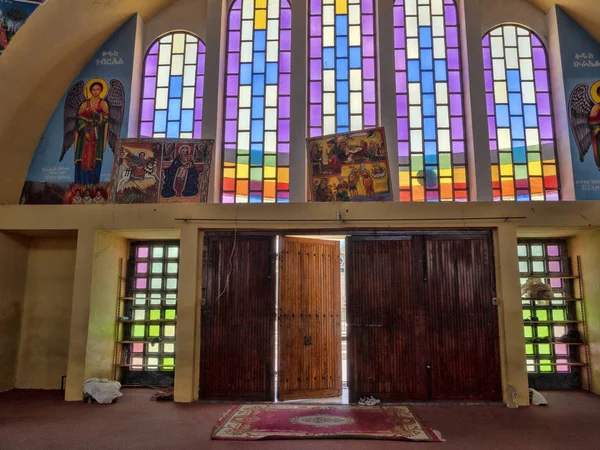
222,0,291,204
394,0,467,203
140,32,206,139
483,25,559,201
308,0,378,137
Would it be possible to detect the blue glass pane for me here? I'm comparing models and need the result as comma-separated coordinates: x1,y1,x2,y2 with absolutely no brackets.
251,148,263,166
154,111,167,133
349,47,362,69
169,76,183,97
336,37,349,57
511,116,525,139
167,121,180,138
252,75,265,95
240,63,252,84
517,192,530,201
253,52,266,73
420,49,433,71
496,105,510,127
266,63,278,84
524,105,538,127
424,118,437,140
337,126,349,132
336,15,348,36
168,99,181,120
337,82,349,102
337,104,349,127
507,70,521,93
419,27,432,48
323,48,335,69
251,120,264,142
422,72,434,93
181,110,194,132
434,60,448,81
425,141,438,156
254,30,266,51
425,151,438,164
250,193,263,203
252,97,265,118
336,58,349,80
509,93,523,115
408,60,420,82
513,145,527,164
423,94,436,116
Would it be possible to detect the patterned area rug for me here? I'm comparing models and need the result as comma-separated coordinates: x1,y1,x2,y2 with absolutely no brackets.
212,404,443,441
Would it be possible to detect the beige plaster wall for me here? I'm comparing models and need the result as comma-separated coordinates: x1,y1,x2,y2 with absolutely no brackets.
0,233,29,391
15,237,77,389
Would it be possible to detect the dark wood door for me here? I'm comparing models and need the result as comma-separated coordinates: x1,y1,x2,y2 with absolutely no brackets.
200,234,275,400
346,236,428,402
278,237,342,401
424,235,502,401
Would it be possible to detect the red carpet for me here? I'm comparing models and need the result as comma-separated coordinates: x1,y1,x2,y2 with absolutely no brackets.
212,404,443,441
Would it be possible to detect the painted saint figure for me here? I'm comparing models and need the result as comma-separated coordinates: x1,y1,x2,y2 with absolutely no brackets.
161,145,200,198
60,79,125,184
569,81,600,169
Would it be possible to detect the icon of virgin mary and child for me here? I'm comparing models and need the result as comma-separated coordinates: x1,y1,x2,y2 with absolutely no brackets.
161,145,201,198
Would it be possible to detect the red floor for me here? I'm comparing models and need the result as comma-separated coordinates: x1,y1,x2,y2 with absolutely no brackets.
0,388,599,449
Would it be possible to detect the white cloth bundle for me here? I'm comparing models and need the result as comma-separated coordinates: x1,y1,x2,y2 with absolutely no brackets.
83,378,123,404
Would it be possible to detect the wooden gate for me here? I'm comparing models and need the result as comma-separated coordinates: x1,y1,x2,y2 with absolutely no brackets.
200,234,275,400
278,237,342,400
347,232,501,402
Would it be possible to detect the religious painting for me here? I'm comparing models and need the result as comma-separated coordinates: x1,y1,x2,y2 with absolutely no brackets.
20,16,138,204
307,127,392,202
111,139,163,204
0,1,41,56
160,140,213,203
569,82,600,169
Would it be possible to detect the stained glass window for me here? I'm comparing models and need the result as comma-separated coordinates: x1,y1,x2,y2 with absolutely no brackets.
394,0,467,202
120,242,180,386
222,0,291,203
483,25,559,201
140,32,206,139
308,0,378,137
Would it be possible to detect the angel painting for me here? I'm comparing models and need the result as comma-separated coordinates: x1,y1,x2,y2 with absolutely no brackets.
569,81,600,170
59,78,125,185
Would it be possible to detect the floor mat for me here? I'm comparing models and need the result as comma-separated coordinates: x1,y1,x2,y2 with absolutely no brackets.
211,404,443,441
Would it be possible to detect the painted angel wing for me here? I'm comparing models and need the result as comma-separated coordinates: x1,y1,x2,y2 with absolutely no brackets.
569,83,594,162
60,81,86,162
105,79,126,152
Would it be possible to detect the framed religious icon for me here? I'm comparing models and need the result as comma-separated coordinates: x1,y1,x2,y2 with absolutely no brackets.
306,127,393,202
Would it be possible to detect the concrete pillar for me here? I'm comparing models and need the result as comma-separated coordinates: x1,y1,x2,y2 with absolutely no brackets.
458,0,493,201
173,227,203,402
494,225,529,406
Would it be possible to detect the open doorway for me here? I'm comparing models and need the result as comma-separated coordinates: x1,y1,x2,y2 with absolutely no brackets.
275,235,348,404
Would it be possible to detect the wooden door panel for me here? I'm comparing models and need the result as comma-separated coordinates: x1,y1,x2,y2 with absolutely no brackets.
278,237,341,401
425,235,502,401
347,237,428,402
200,235,275,400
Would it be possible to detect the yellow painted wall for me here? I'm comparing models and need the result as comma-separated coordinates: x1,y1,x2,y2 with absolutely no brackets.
569,231,600,394
0,233,29,391
15,237,77,389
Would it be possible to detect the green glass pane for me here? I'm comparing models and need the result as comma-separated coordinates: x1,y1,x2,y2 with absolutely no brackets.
149,325,161,337
151,278,162,289
519,261,529,273
517,245,528,257
539,359,553,372
250,167,263,181
165,309,176,320
515,165,528,181
525,344,534,355
523,309,532,320
265,155,276,168
163,357,175,369
152,247,164,258
439,154,451,170
552,310,566,321
167,263,178,274
167,246,179,259
531,245,544,256
132,325,145,338
152,263,163,274
537,310,548,321
149,310,161,320
524,326,533,338
532,261,544,272
538,344,551,355
411,155,423,172
537,326,550,338
166,278,178,290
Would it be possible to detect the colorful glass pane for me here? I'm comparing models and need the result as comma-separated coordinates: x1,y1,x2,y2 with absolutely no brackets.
483,25,559,201
140,32,206,139
394,0,467,202
308,0,378,137
222,0,291,203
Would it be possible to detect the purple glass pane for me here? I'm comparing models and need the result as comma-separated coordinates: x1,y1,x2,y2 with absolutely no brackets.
229,32,241,52
311,60,322,80
229,10,241,31
364,103,376,126
279,120,290,141
197,54,206,74
148,42,159,55
396,94,408,116
198,41,206,54
533,48,547,69
539,116,554,139
452,141,465,156
488,117,497,139
363,15,374,35
362,0,373,14
531,33,542,47
143,77,156,99
427,191,439,201
396,71,407,93
136,278,147,289
486,93,495,114
226,75,239,96
394,27,406,49
534,70,549,92
555,345,568,356
222,193,235,204
310,82,322,103
394,7,405,27
310,16,322,37
280,51,291,73
450,94,463,116
281,10,292,29
226,98,238,119
483,48,492,69
310,105,322,127
547,245,560,257
250,181,262,191
448,71,461,93
447,49,460,70
194,99,203,119
398,141,409,157
395,50,406,71
482,35,490,46
280,96,290,118
550,278,562,288
140,122,153,137
280,30,291,51
145,55,158,76
398,119,409,140
279,74,290,95
490,140,497,151
447,26,459,48
363,36,375,57
310,0,320,15
451,118,464,139
364,58,375,80
445,6,457,25
137,247,149,258
137,262,148,274
364,80,376,103
537,93,551,115
141,100,155,121
484,70,493,92
228,53,240,73
225,120,237,143
193,121,202,139
310,38,322,58
548,261,561,272
196,76,205,97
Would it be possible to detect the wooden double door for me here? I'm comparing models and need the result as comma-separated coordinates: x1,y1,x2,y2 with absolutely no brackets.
200,232,501,402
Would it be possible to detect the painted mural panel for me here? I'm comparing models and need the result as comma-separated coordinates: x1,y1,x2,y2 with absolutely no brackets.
20,16,137,204
307,127,392,202
557,7,600,200
0,0,44,56
111,138,214,204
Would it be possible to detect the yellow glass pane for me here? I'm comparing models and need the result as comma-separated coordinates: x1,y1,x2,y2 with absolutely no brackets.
399,169,410,188
238,162,249,178
278,167,290,184
255,9,267,30
336,0,348,14
265,165,276,179
256,0,267,8
453,167,466,184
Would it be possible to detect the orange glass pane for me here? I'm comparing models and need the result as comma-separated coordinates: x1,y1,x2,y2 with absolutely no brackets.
264,180,276,199
236,179,249,196
412,185,425,202
530,177,544,196
440,183,453,201
453,167,467,189
501,178,515,199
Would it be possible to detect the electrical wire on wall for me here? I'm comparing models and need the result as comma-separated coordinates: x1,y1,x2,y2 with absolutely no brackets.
212,207,239,309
